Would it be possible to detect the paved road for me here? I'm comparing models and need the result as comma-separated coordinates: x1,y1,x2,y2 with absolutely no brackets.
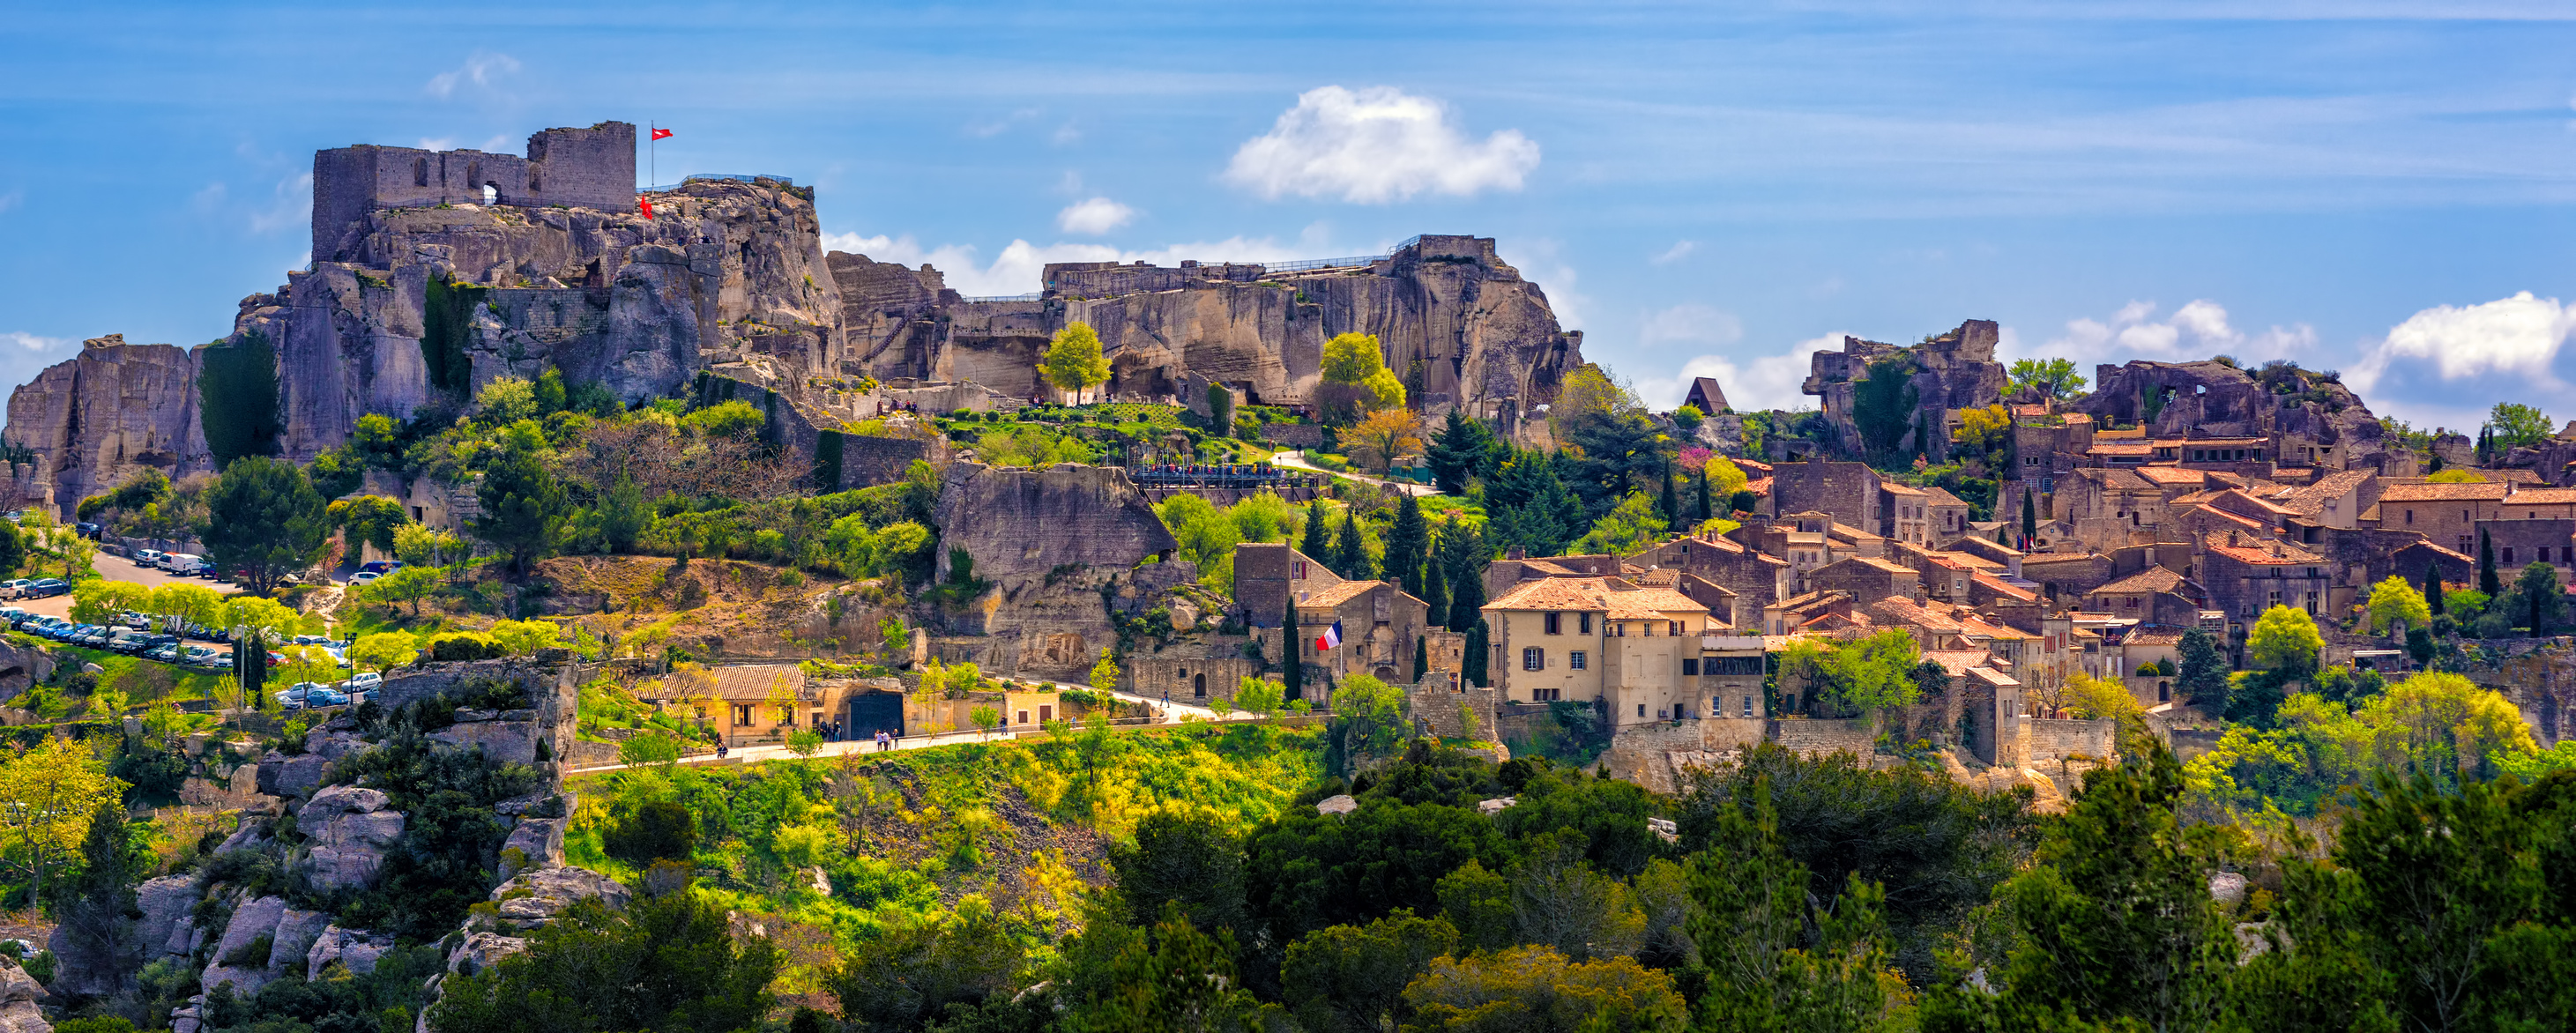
1272,450,1441,497
9,552,246,658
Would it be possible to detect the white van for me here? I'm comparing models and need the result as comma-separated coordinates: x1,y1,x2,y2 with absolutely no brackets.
160,553,202,573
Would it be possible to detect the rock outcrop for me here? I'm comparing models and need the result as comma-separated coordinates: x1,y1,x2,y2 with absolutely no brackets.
927,462,1188,679
295,785,405,891
304,925,397,980
0,957,46,1033
841,234,1584,440
1800,320,2007,462
1,335,211,516
0,642,53,707
2078,359,2391,470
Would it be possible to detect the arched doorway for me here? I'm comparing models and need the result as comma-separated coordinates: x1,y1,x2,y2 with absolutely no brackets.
2158,680,2171,703
1193,673,1206,698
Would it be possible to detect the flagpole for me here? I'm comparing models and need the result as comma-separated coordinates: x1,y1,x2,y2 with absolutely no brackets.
650,120,656,193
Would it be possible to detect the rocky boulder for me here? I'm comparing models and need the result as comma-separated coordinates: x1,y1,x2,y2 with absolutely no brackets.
497,817,565,881
2079,359,2388,467
933,462,1175,585
295,785,405,891
135,873,205,962
484,866,631,933
0,642,52,706
0,957,44,1033
256,750,333,800
1801,320,2006,463
429,710,545,766
304,925,397,980
200,895,290,995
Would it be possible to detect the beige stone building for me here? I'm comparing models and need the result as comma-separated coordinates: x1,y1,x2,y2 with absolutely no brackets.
1482,576,1715,727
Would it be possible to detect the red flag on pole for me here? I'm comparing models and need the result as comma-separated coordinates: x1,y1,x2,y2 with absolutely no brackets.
640,197,655,220
651,128,673,140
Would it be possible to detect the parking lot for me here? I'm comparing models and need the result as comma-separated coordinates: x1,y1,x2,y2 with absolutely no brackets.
2,552,382,709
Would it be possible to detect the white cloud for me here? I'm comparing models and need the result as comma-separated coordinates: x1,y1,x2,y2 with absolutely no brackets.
1055,197,1135,235
1225,85,1540,204
247,172,313,235
965,108,1041,137
0,331,70,353
1508,238,1587,331
425,51,520,99
2349,291,2576,396
1637,333,1845,414
1638,303,1743,348
2021,299,2315,368
1651,241,1696,264
820,232,1322,298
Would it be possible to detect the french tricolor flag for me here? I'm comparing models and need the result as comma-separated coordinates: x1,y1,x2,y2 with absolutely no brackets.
1315,621,1344,651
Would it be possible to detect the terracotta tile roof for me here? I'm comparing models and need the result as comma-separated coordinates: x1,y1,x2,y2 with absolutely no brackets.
1774,590,1849,614
1954,613,2027,640
2203,532,2323,565
2076,467,2154,491
1744,477,1772,496
1605,587,1709,620
2214,488,2301,519
2093,567,2185,595
2125,629,2185,646
2088,442,2155,456
1827,523,1885,544
1485,576,1614,612
2396,539,2473,562
1883,482,1928,497
1519,560,1577,576
2019,552,2103,567
1633,569,1680,586
2133,466,2208,487
2380,481,2511,502
709,664,808,701
1868,597,1961,633
1299,580,1383,608
1921,486,1968,508
1922,650,1994,676
1826,555,1917,576
1971,571,2037,601
2505,487,2576,505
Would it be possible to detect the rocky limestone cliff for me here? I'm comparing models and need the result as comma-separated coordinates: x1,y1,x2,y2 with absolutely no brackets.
837,234,1584,438
1,335,211,516
1800,319,2006,462
929,462,1186,679
2078,359,2391,470
232,176,845,461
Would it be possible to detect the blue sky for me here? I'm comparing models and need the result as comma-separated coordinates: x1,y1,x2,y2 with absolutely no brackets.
5,1,2576,433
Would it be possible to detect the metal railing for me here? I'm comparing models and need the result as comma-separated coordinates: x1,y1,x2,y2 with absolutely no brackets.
959,292,1044,303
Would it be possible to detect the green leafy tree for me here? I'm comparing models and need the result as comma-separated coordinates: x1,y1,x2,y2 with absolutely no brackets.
0,524,21,577
1333,673,1410,762
1927,738,2234,1030
599,474,648,553
361,563,444,618
327,494,410,558
47,800,143,998
1570,491,1669,555
830,896,1024,1033
1655,458,1679,526
70,579,151,625
1300,501,1333,561
2491,401,2554,450
198,455,328,596
1041,322,1111,404
2366,575,2431,635
1044,903,1266,1032
2249,605,2324,677
1108,809,1253,939
1437,520,1488,632
475,430,567,576
534,367,568,414
2520,560,2566,636
2481,529,2502,597
0,738,126,907
347,632,420,680
1850,353,1919,457
1463,618,1490,688
1775,629,1923,719
430,892,779,1033
1687,782,1902,1029
1284,910,1462,1033
1400,945,1687,1033
1420,559,1449,636
1088,649,1120,694
2007,357,2086,400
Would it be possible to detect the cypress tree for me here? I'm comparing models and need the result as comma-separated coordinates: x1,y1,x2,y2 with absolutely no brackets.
2021,490,2038,546
2425,559,2446,616
1335,509,1375,580
1411,635,1428,683
1695,468,1714,524
1420,551,1449,624
1300,501,1332,561
1657,458,1681,527
1281,600,1303,702
1385,494,1429,597
2480,530,2501,597
1448,564,1485,635
1463,618,1490,688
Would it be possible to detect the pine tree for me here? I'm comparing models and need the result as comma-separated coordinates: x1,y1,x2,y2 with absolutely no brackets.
2425,559,2446,617
1385,494,1429,597
1300,501,1332,561
1334,509,1374,580
1657,458,1681,527
1281,600,1303,702
2480,530,2501,597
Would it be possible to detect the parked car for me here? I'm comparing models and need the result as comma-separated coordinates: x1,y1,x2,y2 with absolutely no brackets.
73,522,99,539
304,687,351,709
117,611,149,629
178,646,219,666
205,656,233,672
26,580,66,598
345,672,385,693
133,549,166,566
349,571,380,584
145,644,179,663
76,627,115,649
0,580,29,599
116,633,176,656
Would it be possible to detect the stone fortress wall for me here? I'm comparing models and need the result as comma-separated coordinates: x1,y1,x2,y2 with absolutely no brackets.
310,123,637,259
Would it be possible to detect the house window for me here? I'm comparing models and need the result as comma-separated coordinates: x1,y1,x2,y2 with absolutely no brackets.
1637,704,1648,718
1523,647,1545,671
778,706,796,725
2505,547,2515,564
2544,546,2556,563
732,704,754,726
1670,621,1683,636
2124,597,2137,609
1569,650,1588,670
1039,704,1053,722
1579,613,1592,634
1682,658,1701,676
1017,710,1031,725
2267,590,2282,608
1545,613,1561,635
1742,695,1755,717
